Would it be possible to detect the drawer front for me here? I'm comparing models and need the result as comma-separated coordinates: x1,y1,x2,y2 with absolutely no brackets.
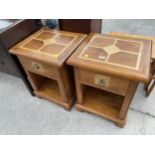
79,69,129,95
19,56,57,79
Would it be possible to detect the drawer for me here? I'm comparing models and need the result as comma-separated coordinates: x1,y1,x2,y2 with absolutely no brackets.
79,69,129,96
19,56,57,79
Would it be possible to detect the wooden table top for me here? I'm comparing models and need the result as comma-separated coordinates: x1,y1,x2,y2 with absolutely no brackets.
67,33,152,82
10,28,86,67
109,31,155,59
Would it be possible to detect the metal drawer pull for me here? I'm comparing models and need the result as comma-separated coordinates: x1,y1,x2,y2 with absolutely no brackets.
32,62,43,72
94,74,110,87
98,79,105,86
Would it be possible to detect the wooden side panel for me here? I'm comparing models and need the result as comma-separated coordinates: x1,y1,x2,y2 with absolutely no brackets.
61,65,75,100
74,68,84,104
119,81,138,119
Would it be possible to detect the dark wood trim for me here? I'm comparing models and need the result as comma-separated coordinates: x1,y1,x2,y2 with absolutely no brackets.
59,19,102,34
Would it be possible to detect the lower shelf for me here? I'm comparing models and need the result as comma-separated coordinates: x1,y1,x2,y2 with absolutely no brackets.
35,78,63,103
28,72,73,110
77,86,126,125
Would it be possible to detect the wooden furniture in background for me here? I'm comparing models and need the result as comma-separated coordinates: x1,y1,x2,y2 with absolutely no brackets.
67,33,151,127
59,19,102,34
10,28,86,110
109,32,155,97
146,61,155,96
0,19,41,95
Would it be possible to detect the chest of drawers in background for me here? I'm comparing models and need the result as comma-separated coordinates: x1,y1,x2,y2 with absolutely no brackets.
59,19,102,34
0,19,41,95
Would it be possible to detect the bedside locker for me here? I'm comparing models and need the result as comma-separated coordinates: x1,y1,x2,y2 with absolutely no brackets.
67,33,151,127
10,28,86,110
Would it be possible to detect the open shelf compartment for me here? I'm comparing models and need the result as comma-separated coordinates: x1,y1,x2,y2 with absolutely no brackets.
28,71,63,104
77,85,125,124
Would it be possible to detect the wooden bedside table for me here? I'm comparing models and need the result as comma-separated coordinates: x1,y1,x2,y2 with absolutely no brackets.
10,28,86,110
67,33,151,127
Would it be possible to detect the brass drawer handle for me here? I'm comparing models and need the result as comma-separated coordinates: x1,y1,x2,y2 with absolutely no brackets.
94,74,110,88
34,63,40,70
98,79,105,86
32,62,43,72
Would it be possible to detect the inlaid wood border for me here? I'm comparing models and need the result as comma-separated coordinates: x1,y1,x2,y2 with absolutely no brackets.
19,31,78,58
79,36,143,70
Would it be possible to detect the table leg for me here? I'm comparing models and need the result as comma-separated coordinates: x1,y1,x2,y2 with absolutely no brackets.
145,79,155,97
57,68,68,103
74,68,84,105
145,59,155,97
118,81,138,120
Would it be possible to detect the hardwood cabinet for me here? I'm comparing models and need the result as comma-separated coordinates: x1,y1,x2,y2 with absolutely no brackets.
10,28,86,110
67,33,151,127
59,19,102,34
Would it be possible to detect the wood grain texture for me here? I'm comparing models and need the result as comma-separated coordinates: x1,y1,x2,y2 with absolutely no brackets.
76,86,126,126
79,69,129,96
67,33,151,83
10,28,86,110
118,81,138,119
145,59,155,96
109,31,155,59
10,27,87,67
68,33,150,127
74,68,129,127
74,68,84,104
19,56,57,80
25,66,75,110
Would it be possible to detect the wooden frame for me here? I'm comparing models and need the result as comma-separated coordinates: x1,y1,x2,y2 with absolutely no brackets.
145,59,155,96
10,28,86,110
74,68,138,127
67,33,151,127
26,64,75,110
